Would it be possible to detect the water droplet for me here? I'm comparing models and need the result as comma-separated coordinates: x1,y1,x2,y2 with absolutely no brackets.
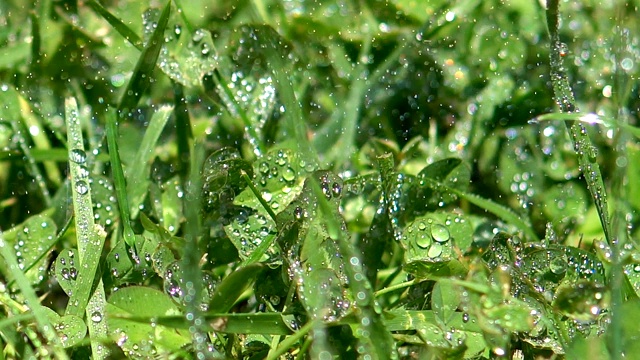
415,234,430,249
70,149,87,164
75,180,89,195
91,311,103,323
427,243,443,258
431,224,450,242
77,165,90,179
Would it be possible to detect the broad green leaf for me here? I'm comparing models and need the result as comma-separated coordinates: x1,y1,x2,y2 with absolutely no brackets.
54,249,79,297
43,307,87,349
106,286,190,357
400,211,471,278
1,214,57,286
431,281,461,325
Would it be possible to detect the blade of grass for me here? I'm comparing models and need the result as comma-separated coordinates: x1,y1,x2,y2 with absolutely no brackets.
213,70,266,156
105,110,136,247
308,176,397,359
18,95,62,186
116,0,171,116
63,97,110,359
207,263,263,313
546,0,611,243
421,177,540,242
266,319,317,360
182,141,212,357
534,112,640,140
254,25,318,166
120,313,293,335
86,0,143,51
126,105,173,218
172,81,193,179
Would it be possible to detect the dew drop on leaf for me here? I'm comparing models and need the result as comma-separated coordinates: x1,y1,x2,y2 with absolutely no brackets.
416,234,430,249
70,149,87,164
91,311,103,323
431,224,451,243
428,243,443,258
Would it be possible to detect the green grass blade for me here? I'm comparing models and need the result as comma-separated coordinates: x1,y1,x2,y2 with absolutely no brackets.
208,263,263,313
121,313,293,335
105,110,136,247
250,25,318,166
213,70,265,156
182,142,211,357
545,0,611,244
126,105,173,218
534,112,640,140
18,95,62,186
323,39,371,166
421,177,539,242
172,81,192,178
117,0,171,115
86,0,143,50
63,97,110,359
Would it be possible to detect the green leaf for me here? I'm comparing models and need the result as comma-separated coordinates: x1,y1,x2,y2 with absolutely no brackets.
431,281,461,325
400,211,471,278
43,307,87,349
106,286,190,357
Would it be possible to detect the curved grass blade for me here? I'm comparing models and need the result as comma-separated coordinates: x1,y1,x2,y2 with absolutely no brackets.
534,112,640,140
126,105,173,218
64,97,110,359
118,313,293,335
105,110,135,247
86,0,143,51
117,0,171,116
421,177,539,242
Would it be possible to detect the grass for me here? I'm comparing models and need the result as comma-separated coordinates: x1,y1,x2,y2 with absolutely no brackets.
0,0,639,358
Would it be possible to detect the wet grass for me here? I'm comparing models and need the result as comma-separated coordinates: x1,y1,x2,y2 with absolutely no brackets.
0,0,639,358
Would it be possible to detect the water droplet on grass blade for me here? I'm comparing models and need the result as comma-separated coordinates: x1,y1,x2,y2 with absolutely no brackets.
70,149,87,164
75,180,89,195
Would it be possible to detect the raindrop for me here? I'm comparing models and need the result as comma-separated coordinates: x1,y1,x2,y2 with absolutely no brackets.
428,243,443,258
91,311,103,323
282,167,295,182
77,165,90,179
70,149,87,164
415,234,430,249
75,180,89,195
549,256,566,275
431,224,450,243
